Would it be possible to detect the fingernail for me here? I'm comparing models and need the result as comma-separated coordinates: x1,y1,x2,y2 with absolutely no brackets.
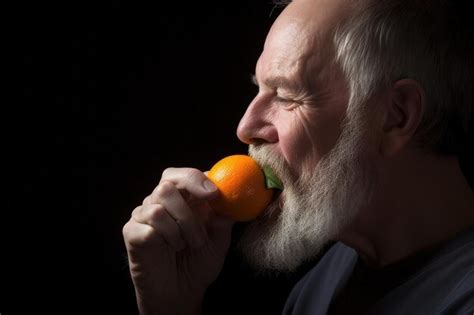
203,179,217,192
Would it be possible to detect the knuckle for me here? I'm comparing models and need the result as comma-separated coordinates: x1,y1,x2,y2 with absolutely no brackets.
127,225,161,248
122,221,132,238
156,181,176,198
131,205,141,214
142,195,150,205
187,168,204,182
161,167,175,179
140,227,157,244
131,206,143,220
163,167,203,182
147,204,167,222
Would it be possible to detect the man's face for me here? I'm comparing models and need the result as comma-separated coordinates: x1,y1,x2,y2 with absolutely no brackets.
236,0,376,271
237,0,350,177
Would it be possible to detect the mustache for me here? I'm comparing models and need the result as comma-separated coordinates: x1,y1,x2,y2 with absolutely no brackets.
248,145,296,186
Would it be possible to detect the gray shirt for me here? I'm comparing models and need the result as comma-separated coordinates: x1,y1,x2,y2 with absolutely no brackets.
283,228,474,314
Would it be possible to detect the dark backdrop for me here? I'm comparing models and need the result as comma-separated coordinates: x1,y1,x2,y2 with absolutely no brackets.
10,1,317,314
10,1,473,314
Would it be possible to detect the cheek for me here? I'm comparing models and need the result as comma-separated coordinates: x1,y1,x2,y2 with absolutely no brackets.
315,111,345,157
276,107,345,173
276,110,324,173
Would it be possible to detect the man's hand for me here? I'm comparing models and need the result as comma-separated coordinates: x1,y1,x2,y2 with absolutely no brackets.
122,168,234,315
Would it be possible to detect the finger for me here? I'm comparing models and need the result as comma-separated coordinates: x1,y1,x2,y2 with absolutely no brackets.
122,219,167,251
132,204,186,251
159,167,218,200
150,181,207,248
142,195,152,205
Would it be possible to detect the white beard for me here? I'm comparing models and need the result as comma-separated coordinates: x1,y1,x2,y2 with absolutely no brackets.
238,112,376,272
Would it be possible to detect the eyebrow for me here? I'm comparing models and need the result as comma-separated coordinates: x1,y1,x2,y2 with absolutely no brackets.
251,74,302,92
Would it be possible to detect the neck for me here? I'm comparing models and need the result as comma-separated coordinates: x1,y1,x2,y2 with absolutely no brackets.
339,152,474,267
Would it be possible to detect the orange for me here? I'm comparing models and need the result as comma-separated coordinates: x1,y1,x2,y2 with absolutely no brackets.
207,155,274,222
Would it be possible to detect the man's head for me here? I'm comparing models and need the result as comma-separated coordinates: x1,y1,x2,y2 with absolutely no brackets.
236,0,473,272
334,0,472,156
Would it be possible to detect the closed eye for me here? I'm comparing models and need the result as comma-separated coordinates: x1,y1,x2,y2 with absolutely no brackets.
275,95,291,102
274,95,301,110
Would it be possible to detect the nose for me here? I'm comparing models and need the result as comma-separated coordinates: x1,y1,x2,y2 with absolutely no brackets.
236,96,278,145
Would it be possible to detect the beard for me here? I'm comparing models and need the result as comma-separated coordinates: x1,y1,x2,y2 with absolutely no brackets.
238,109,376,273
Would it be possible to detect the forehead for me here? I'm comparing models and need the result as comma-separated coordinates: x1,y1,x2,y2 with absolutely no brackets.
257,0,351,83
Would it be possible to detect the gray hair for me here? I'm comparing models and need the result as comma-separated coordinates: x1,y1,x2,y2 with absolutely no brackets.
334,0,473,156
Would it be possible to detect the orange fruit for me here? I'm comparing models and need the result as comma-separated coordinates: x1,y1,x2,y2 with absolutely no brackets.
207,155,274,222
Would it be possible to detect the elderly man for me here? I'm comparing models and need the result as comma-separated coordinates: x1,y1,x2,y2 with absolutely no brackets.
123,0,474,314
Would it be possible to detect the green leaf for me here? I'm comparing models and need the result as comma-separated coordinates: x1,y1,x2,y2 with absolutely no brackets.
262,165,283,190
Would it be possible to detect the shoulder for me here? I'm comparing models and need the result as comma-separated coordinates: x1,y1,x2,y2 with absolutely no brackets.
436,229,474,314
290,242,356,295
283,242,357,315
439,267,474,314
371,228,474,315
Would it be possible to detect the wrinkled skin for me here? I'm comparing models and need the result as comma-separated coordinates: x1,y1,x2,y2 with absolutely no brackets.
123,168,233,314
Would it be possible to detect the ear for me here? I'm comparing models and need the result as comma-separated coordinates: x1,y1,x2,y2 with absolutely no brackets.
380,79,425,157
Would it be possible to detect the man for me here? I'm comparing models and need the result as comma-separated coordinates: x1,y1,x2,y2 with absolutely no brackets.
123,0,474,313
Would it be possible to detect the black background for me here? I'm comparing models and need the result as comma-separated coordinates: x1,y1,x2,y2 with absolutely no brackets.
10,1,473,314
10,1,317,314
